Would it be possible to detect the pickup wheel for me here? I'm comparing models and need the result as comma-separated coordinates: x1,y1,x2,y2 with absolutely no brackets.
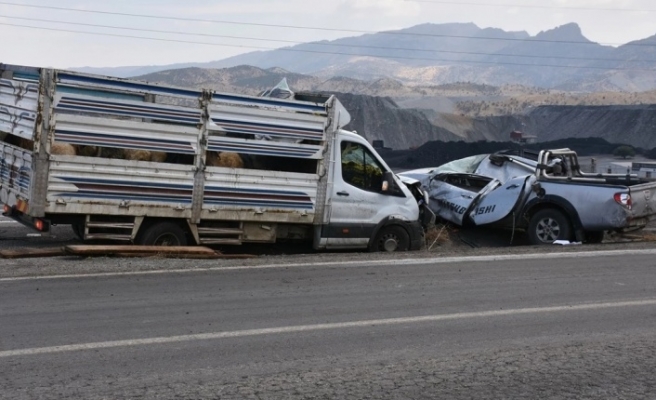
370,225,410,252
137,221,188,246
528,209,571,245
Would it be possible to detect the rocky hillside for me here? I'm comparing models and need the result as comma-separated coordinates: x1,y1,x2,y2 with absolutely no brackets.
335,94,461,149
136,66,656,150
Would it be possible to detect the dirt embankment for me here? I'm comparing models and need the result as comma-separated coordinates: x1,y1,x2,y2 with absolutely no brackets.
335,93,462,150
522,105,656,149
339,92,656,152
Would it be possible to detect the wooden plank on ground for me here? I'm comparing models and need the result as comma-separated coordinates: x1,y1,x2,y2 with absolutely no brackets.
64,245,218,256
0,247,66,259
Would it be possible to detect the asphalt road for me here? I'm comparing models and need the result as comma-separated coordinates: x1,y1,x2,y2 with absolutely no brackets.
2,250,656,399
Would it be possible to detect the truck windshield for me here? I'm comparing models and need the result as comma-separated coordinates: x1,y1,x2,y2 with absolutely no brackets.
341,141,385,192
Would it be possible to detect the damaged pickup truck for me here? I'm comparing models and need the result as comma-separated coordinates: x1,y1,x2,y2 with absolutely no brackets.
400,148,656,245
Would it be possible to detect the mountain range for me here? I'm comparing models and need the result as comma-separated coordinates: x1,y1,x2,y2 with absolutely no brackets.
73,22,656,91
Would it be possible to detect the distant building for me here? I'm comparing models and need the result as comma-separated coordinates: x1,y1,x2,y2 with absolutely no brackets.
509,130,537,144
631,161,656,178
606,161,633,174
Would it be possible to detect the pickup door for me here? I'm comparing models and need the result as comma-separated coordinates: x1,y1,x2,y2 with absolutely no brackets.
428,173,533,226
470,175,535,225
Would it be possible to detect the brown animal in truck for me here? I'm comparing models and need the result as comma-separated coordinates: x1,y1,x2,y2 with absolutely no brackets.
76,145,100,157
50,142,77,156
206,152,244,168
123,149,167,162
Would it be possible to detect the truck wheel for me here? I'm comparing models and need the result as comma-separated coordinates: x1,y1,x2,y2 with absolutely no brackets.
137,221,188,246
584,231,604,244
370,225,410,252
528,209,571,245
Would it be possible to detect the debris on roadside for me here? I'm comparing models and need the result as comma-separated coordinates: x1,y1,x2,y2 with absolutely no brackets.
606,230,656,243
553,240,582,246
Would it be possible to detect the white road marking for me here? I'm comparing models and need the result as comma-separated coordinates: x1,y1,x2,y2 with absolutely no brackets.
2,299,655,358
2,248,656,283
0,220,17,224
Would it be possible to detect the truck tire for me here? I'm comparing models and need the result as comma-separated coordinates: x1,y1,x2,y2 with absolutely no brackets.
370,225,410,252
137,221,188,246
528,209,571,245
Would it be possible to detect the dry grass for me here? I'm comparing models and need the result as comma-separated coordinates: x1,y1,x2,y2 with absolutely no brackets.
605,229,656,243
640,233,656,242
424,223,461,251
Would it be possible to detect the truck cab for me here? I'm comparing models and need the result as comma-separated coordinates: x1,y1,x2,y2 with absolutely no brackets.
322,129,426,251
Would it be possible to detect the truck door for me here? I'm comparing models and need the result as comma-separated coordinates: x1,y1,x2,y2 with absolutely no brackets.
326,140,410,248
469,175,533,225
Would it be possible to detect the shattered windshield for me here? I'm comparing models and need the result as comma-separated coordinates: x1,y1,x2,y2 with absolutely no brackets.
431,154,489,175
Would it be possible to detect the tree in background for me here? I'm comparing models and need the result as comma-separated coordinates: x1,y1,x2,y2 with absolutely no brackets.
614,145,636,159
646,147,656,160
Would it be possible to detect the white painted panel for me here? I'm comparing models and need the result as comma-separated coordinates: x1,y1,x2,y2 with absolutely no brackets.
209,100,328,143
54,93,202,126
54,114,199,154
46,157,195,216
203,167,318,215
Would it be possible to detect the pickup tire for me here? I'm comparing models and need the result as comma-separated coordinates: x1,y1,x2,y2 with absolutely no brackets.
137,221,188,246
528,209,571,245
370,225,410,252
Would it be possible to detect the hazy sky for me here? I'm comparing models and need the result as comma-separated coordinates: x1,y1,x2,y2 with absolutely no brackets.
0,0,654,68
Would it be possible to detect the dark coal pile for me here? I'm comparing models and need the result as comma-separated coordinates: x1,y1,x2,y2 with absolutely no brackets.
381,137,645,170
381,140,522,169
334,92,461,150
